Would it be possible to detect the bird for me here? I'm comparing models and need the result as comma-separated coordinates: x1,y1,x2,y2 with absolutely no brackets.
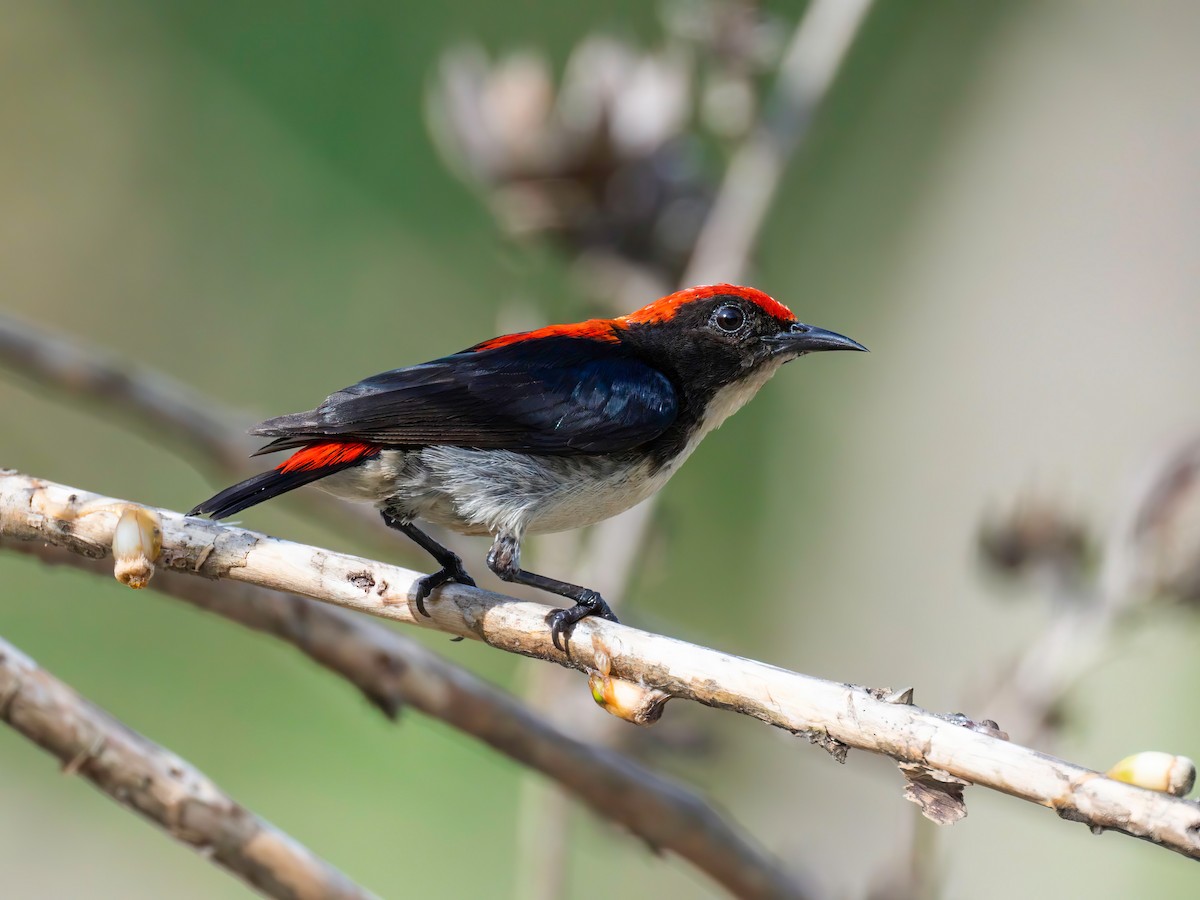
189,284,865,649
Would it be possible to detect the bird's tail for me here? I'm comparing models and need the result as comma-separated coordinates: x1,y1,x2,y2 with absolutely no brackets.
189,441,380,520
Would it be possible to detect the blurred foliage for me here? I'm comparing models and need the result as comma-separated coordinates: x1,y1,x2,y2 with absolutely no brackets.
3,1,1200,898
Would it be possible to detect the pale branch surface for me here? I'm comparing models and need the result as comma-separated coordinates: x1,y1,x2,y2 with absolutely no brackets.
2,509,808,900
869,438,1200,897
534,0,880,757
4,471,1200,862
0,297,812,896
0,633,377,900
580,0,878,613
521,4,879,889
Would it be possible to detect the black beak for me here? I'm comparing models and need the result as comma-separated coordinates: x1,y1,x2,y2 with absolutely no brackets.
766,322,868,356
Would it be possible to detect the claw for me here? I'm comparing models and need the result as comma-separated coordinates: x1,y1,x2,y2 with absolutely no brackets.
547,608,572,652
412,565,475,617
412,573,440,617
546,591,619,652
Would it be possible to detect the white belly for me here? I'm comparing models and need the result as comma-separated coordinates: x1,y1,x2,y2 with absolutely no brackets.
317,358,786,537
319,447,670,537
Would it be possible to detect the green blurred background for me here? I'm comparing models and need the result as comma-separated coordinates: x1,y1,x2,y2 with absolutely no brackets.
3,1,1200,897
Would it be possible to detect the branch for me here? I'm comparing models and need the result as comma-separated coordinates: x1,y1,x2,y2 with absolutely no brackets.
872,436,1200,897
560,0,880,620
0,314,810,897
0,310,390,543
0,633,377,900
0,312,255,470
684,0,875,286
530,0,879,755
520,5,878,888
5,471,1199,862
0,489,807,900
574,0,878,615
534,0,878,726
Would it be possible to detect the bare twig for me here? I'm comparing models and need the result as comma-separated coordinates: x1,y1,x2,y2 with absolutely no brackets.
0,633,377,900
0,307,810,898
5,471,1199,862
0,312,255,470
0,311,390,543
0,504,809,900
562,0,878,625
538,0,878,686
521,4,879,877
685,0,875,286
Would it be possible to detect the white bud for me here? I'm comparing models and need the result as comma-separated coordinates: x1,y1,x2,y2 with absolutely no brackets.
112,506,162,589
588,672,671,726
1106,751,1196,797
587,633,669,725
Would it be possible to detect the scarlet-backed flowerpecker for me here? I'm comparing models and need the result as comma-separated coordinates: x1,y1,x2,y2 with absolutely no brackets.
191,284,865,648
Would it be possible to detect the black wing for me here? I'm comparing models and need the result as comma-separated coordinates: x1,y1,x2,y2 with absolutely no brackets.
251,336,678,455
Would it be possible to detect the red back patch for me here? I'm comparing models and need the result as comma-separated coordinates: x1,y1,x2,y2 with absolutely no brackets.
470,320,622,352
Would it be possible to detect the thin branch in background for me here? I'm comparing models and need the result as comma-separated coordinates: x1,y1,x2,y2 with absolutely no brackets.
561,0,877,700
0,311,394,548
0,633,378,900
6,470,1199,865
0,313,254,472
2,6,1190,899
0,291,809,895
684,0,874,286
459,1,877,891
1,519,811,900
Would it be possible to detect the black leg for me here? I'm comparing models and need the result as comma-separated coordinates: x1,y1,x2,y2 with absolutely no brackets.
486,534,618,652
381,512,475,616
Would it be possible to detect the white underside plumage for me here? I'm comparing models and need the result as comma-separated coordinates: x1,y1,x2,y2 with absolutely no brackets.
318,358,786,539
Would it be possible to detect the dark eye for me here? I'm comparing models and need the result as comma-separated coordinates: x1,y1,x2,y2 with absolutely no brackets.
713,304,745,333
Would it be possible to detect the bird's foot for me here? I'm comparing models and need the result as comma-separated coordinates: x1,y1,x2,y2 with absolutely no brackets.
413,562,475,617
546,590,619,652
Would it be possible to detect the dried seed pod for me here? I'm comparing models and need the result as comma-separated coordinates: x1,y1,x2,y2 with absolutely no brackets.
112,506,162,589
1106,751,1195,797
427,36,711,288
978,497,1090,578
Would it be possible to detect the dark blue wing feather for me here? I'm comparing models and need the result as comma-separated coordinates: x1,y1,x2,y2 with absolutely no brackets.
251,337,678,454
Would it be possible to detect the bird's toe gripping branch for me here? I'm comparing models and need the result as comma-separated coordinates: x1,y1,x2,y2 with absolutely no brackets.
486,534,620,651
412,564,476,617
546,591,619,652
380,512,476,616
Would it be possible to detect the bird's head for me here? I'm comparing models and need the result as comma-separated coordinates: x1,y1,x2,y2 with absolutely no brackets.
617,283,865,407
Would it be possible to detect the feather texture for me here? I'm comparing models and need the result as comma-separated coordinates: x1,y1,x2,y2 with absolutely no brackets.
250,336,678,455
